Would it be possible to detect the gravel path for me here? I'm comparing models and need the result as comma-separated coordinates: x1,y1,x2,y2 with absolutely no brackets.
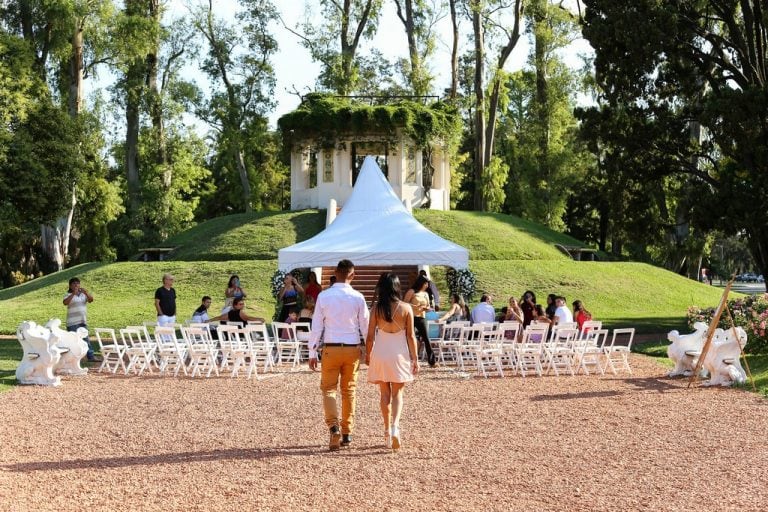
0,355,766,511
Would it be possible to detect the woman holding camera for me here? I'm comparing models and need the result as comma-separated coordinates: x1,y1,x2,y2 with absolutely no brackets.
222,274,247,313
277,274,304,322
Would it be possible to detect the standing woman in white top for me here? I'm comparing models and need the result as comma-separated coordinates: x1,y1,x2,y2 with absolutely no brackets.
63,277,96,362
366,272,419,451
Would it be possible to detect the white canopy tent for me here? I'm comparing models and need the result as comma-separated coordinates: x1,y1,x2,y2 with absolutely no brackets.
278,156,469,271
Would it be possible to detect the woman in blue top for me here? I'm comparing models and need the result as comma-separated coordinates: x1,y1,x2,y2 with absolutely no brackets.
277,274,304,322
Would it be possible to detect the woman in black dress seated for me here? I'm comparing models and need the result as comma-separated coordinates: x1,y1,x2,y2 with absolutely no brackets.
208,297,265,324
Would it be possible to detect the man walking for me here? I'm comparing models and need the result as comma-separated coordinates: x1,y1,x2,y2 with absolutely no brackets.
308,260,369,451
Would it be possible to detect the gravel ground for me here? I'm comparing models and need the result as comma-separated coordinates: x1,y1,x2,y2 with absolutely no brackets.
0,355,766,512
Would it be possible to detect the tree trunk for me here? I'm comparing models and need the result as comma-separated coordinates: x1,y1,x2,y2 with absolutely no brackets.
533,3,551,223
449,0,459,100
40,187,76,271
147,0,168,184
234,146,253,213
68,22,84,117
472,6,485,211
746,228,768,292
125,61,142,216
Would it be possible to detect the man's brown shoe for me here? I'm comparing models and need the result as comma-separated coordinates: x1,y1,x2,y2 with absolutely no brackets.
329,426,341,451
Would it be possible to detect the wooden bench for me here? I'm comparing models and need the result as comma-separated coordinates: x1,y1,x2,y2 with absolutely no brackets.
138,247,175,261
555,244,598,261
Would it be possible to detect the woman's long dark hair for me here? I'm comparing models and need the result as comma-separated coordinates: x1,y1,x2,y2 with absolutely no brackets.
410,275,429,293
228,275,239,288
573,300,590,317
376,272,402,323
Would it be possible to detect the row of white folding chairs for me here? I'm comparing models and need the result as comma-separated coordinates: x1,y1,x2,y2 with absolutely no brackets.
92,322,304,378
428,321,634,378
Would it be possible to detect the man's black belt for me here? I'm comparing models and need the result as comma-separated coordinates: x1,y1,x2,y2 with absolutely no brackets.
324,343,362,347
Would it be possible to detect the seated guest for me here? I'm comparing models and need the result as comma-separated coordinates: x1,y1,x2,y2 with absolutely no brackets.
192,296,212,323
439,294,468,323
504,296,524,323
299,296,315,323
573,300,593,331
553,296,573,325
470,294,496,324
533,304,552,325
520,291,537,327
208,297,265,324
497,306,508,323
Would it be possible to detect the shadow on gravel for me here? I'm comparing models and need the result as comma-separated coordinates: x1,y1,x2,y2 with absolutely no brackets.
529,390,624,401
619,376,684,393
2,445,329,472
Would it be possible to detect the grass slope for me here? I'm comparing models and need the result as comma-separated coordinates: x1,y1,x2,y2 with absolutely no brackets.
0,260,724,335
413,210,580,260
164,210,326,261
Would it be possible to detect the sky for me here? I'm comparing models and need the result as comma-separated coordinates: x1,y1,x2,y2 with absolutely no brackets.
99,1,593,131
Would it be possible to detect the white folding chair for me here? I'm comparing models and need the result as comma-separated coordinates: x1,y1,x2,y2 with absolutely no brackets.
457,325,484,371
94,327,126,374
476,326,504,378
579,320,603,339
545,327,579,376
121,327,155,375
182,326,220,377
435,321,468,365
515,324,549,377
217,324,248,375
272,322,301,368
603,328,635,375
292,321,312,362
498,321,521,371
575,328,608,375
154,326,187,377
242,323,275,376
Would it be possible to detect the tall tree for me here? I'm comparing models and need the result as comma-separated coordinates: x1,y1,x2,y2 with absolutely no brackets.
192,0,278,213
393,0,438,96
293,0,383,95
468,0,524,210
581,0,768,286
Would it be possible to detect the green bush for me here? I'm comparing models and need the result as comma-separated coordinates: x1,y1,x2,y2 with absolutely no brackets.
687,294,768,353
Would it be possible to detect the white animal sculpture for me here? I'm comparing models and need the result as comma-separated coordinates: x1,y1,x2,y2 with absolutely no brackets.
702,326,748,387
15,321,62,386
667,321,709,377
46,318,89,376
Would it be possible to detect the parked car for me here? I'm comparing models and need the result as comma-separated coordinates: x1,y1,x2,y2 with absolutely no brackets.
736,273,759,282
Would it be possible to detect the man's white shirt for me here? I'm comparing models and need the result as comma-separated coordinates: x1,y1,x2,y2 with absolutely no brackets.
470,302,496,324
554,305,573,324
308,283,370,358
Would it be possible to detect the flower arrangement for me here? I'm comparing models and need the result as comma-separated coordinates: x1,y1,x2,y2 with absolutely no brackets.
686,294,768,353
446,267,476,303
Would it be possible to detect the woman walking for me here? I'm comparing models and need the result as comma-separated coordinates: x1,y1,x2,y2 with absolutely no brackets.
366,273,419,451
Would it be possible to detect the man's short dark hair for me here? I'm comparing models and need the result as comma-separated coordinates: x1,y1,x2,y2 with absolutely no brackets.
336,259,354,279
202,296,211,302
557,296,566,302
68,277,80,286
480,294,489,303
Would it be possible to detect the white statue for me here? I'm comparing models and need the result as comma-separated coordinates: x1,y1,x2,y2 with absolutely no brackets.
15,321,62,387
46,318,89,376
702,327,748,387
667,322,708,377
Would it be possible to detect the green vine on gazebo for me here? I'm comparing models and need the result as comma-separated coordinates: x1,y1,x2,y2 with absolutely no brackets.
277,93,462,152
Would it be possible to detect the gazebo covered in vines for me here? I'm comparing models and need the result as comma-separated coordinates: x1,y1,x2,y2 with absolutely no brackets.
277,94,461,212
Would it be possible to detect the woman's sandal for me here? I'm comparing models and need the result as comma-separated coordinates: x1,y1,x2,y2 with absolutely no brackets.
391,427,401,451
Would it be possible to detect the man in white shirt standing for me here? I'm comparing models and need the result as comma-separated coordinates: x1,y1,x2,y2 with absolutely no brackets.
553,296,574,324
470,294,496,324
309,260,370,451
